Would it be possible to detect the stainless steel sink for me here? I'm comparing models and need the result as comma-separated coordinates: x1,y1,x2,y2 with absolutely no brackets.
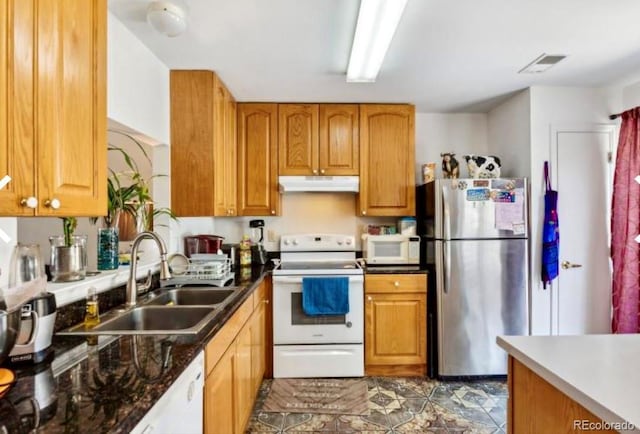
143,288,235,306
57,306,218,336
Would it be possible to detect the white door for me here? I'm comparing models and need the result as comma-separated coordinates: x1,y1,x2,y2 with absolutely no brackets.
551,125,615,335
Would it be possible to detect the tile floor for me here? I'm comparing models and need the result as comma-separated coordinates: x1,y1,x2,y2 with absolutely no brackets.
247,377,507,433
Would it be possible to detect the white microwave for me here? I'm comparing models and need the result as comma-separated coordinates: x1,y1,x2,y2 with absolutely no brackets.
362,234,420,265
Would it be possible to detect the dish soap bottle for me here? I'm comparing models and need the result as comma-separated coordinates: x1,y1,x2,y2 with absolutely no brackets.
84,286,100,345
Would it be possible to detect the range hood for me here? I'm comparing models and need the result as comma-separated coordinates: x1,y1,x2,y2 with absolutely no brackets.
278,176,359,193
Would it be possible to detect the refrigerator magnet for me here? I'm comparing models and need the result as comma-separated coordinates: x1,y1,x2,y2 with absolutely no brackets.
466,188,490,201
473,180,490,188
492,190,516,203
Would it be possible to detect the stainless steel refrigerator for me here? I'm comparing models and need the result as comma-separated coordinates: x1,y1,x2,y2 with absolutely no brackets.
417,178,529,378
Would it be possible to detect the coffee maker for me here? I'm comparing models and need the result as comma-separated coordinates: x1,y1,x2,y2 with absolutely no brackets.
249,220,268,265
9,293,56,365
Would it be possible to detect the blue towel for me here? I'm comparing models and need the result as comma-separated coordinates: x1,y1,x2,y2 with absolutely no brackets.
302,277,349,316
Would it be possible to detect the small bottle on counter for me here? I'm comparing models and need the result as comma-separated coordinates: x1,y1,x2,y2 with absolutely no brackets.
84,286,100,345
239,235,252,266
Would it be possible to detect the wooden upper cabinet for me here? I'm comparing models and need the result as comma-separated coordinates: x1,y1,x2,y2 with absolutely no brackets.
170,70,237,217
278,104,319,175
358,104,415,217
278,103,359,176
319,104,359,175
237,103,280,216
0,0,107,217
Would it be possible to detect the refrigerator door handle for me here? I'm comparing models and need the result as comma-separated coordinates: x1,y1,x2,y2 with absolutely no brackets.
443,241,451,294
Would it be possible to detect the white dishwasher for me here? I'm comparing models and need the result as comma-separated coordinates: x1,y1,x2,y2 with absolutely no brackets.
131,351,205,434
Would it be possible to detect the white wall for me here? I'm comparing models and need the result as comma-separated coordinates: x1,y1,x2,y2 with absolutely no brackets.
415,113,489,183
528,86,613,335
107,11,170,145
488,89,531,178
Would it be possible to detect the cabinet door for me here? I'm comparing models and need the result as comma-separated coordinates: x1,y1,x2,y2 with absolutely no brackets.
213,78,235,217
251,301,266,394
278,104,318,175
205,345,235,434
365,292,426,366
237,103,280,216
234,321,253,434
319,104,359,176
0,0,35,215
225,95,238,216
35,0,106,216
358,104,415,216
170,70,216,216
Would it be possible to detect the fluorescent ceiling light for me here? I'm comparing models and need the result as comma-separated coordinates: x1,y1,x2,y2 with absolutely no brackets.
347,0,408,83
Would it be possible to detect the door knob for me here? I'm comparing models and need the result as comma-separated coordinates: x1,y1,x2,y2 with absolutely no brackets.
320,169,325,174
271,210,276,215
561,261,582,270
312,169,318,175
20,197,38,209
44,198,61,209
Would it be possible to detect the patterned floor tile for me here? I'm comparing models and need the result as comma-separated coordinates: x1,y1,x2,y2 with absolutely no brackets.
249,377,506,434
376,376,437,399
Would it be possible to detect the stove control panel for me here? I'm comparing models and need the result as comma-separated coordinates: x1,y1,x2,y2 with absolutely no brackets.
280,234,356,252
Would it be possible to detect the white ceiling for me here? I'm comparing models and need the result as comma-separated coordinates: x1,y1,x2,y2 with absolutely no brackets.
108,0,640,112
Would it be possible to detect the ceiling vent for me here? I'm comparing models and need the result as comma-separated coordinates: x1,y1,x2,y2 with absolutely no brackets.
519,54,567,74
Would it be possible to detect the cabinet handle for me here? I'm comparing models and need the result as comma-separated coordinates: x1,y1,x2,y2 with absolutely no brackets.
312,169,318,175
44,198,61,209
263,299,269,304
394,281,400,287
367,296,372,301
361,210,366,216
271,210,276,215
20,197,38,209
320,169,325,174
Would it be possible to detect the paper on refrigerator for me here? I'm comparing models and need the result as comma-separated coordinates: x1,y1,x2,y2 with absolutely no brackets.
495,188,525,233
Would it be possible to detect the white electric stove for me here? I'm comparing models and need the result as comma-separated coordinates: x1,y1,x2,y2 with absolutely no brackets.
272,234,364,378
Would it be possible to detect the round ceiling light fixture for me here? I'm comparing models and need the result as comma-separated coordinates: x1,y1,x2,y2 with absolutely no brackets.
146,1,187,37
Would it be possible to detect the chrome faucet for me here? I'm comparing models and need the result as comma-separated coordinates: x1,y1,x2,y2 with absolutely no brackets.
126,231,172,308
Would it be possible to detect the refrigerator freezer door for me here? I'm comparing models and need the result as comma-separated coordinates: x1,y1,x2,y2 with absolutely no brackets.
437,239,528,377
440,178,527,240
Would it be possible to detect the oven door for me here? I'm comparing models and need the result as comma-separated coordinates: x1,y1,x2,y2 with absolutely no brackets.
272,275,364,345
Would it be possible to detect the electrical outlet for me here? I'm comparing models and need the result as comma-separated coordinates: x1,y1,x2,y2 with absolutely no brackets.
267,230,276,243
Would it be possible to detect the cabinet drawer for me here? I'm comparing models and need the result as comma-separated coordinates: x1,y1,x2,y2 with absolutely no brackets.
365,274,426,293
205,295,253,376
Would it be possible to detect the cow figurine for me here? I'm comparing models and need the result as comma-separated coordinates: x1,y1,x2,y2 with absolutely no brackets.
464,155,502,178
440,153,460,179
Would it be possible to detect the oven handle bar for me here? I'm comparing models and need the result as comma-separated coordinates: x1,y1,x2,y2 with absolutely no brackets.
272,275,364,284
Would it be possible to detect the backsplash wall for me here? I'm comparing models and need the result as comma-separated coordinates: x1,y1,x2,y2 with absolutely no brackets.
172,193,396,253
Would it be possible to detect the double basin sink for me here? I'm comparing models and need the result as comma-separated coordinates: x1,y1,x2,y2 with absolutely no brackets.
57,287,240,337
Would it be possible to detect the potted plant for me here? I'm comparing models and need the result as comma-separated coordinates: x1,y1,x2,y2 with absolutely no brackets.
93,131,177,267
49,217,88,282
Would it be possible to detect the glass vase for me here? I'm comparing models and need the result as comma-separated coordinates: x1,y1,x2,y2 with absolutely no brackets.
97,227,119,270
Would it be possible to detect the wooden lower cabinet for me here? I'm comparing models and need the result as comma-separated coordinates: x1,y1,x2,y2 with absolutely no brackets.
234,321,253,433
364,274,427,376
204,279,271,434
204,344,235,434
508,357,616,433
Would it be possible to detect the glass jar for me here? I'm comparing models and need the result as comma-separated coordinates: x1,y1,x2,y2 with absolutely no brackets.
97,226,119,270
49,235,88,282
239,235,252,266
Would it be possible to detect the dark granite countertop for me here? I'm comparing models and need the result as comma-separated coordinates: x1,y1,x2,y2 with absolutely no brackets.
363,265,428,274
0,264,271,434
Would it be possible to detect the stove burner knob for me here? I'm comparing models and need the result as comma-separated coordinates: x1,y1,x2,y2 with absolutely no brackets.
292,239,299,246
345,238,353,246
283,239,290,246
337,239,343,245
346,321,352,328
